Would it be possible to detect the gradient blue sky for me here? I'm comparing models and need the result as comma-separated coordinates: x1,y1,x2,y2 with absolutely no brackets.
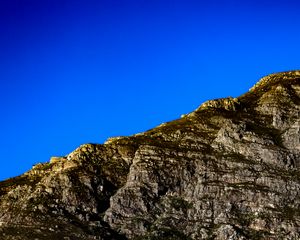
1,0,300,180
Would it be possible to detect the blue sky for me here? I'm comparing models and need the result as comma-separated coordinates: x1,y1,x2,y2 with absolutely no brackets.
0,0,300,180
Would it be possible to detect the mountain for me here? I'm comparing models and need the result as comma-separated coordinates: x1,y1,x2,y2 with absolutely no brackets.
1,71,300,239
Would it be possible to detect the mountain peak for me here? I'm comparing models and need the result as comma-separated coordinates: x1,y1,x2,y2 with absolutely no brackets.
1,71,300,239
193,71,300,115
250,70,300,92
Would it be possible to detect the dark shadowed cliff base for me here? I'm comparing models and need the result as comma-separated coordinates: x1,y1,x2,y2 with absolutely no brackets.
1,71,300,239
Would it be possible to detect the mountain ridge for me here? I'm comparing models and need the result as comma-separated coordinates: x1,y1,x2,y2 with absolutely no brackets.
1,71,300,239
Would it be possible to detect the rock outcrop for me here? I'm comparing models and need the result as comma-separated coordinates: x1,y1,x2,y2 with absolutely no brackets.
1,71,300,239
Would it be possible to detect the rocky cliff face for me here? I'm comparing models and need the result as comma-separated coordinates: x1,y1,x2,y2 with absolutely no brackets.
1,71,300,239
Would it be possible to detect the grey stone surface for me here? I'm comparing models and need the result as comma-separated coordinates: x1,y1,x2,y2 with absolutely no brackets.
1,71,300,239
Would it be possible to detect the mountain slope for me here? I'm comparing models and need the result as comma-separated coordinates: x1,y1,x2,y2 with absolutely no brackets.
1,71,300,239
